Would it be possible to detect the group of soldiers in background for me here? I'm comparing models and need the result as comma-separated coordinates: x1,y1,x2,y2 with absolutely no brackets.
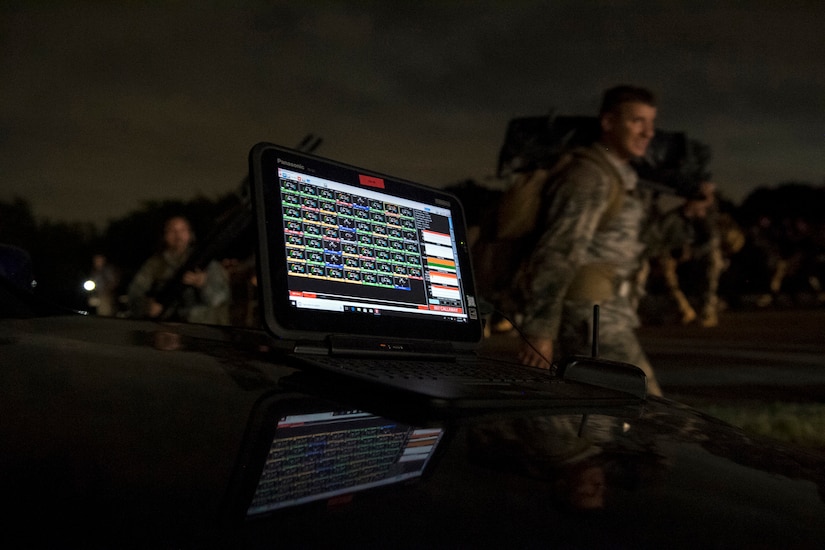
642,181,742,328
449,174,824,335
83,178,824,337
642,180,825,327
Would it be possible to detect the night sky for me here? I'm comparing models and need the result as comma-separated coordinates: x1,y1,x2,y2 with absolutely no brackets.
3,1,825,227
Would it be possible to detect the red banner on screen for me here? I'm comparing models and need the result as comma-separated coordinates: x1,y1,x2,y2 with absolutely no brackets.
359,174,385,189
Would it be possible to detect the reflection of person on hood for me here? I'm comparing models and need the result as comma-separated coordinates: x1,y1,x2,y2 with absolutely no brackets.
470,415,615,511
558,458,607,511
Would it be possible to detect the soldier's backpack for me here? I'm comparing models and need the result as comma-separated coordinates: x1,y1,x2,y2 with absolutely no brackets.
472,146,625,315
496,146,625,240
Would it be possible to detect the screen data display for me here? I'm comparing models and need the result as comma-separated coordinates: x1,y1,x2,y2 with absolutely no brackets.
277,167,470,323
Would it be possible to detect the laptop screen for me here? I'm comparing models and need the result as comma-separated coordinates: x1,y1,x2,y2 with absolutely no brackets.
250,143,483,344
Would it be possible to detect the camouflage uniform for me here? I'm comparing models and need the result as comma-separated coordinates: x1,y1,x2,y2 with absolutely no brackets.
653,204,723,327
128,249,230,325
518,144,662,396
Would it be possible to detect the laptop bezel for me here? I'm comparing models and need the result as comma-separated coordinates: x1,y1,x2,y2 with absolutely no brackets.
249,142,484,346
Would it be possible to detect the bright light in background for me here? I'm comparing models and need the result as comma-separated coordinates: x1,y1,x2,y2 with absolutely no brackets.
83,280,96,292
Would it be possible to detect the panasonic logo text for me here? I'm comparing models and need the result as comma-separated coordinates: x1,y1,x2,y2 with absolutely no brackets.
277,158,305,170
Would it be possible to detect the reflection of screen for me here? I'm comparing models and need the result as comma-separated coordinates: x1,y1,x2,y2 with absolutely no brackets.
247,409,444,515
278,167,469,323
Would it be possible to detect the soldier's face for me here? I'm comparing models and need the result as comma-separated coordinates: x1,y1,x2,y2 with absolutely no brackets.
163,217,193,255
601,101,657,161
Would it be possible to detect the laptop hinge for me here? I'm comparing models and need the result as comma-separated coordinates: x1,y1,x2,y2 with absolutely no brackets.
326,335,456,360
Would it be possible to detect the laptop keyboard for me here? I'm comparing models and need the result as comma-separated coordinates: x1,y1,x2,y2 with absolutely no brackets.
310,355,561,384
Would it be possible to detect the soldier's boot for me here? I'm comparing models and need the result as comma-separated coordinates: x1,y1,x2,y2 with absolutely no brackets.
674,291,697,325
700,296,719,328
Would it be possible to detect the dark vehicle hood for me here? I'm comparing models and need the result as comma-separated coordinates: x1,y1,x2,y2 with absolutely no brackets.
2,313,824,549
0,315,288,546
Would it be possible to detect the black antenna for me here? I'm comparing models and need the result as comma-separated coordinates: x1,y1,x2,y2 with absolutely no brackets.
580,303,599,438
591,304,600,357
295,134,323,153
296,134,314,151
306,136,323,153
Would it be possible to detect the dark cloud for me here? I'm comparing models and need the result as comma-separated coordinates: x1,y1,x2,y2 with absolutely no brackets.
2,1,824,226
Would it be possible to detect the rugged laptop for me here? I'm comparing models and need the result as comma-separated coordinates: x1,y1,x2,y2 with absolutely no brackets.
249,142,645,409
